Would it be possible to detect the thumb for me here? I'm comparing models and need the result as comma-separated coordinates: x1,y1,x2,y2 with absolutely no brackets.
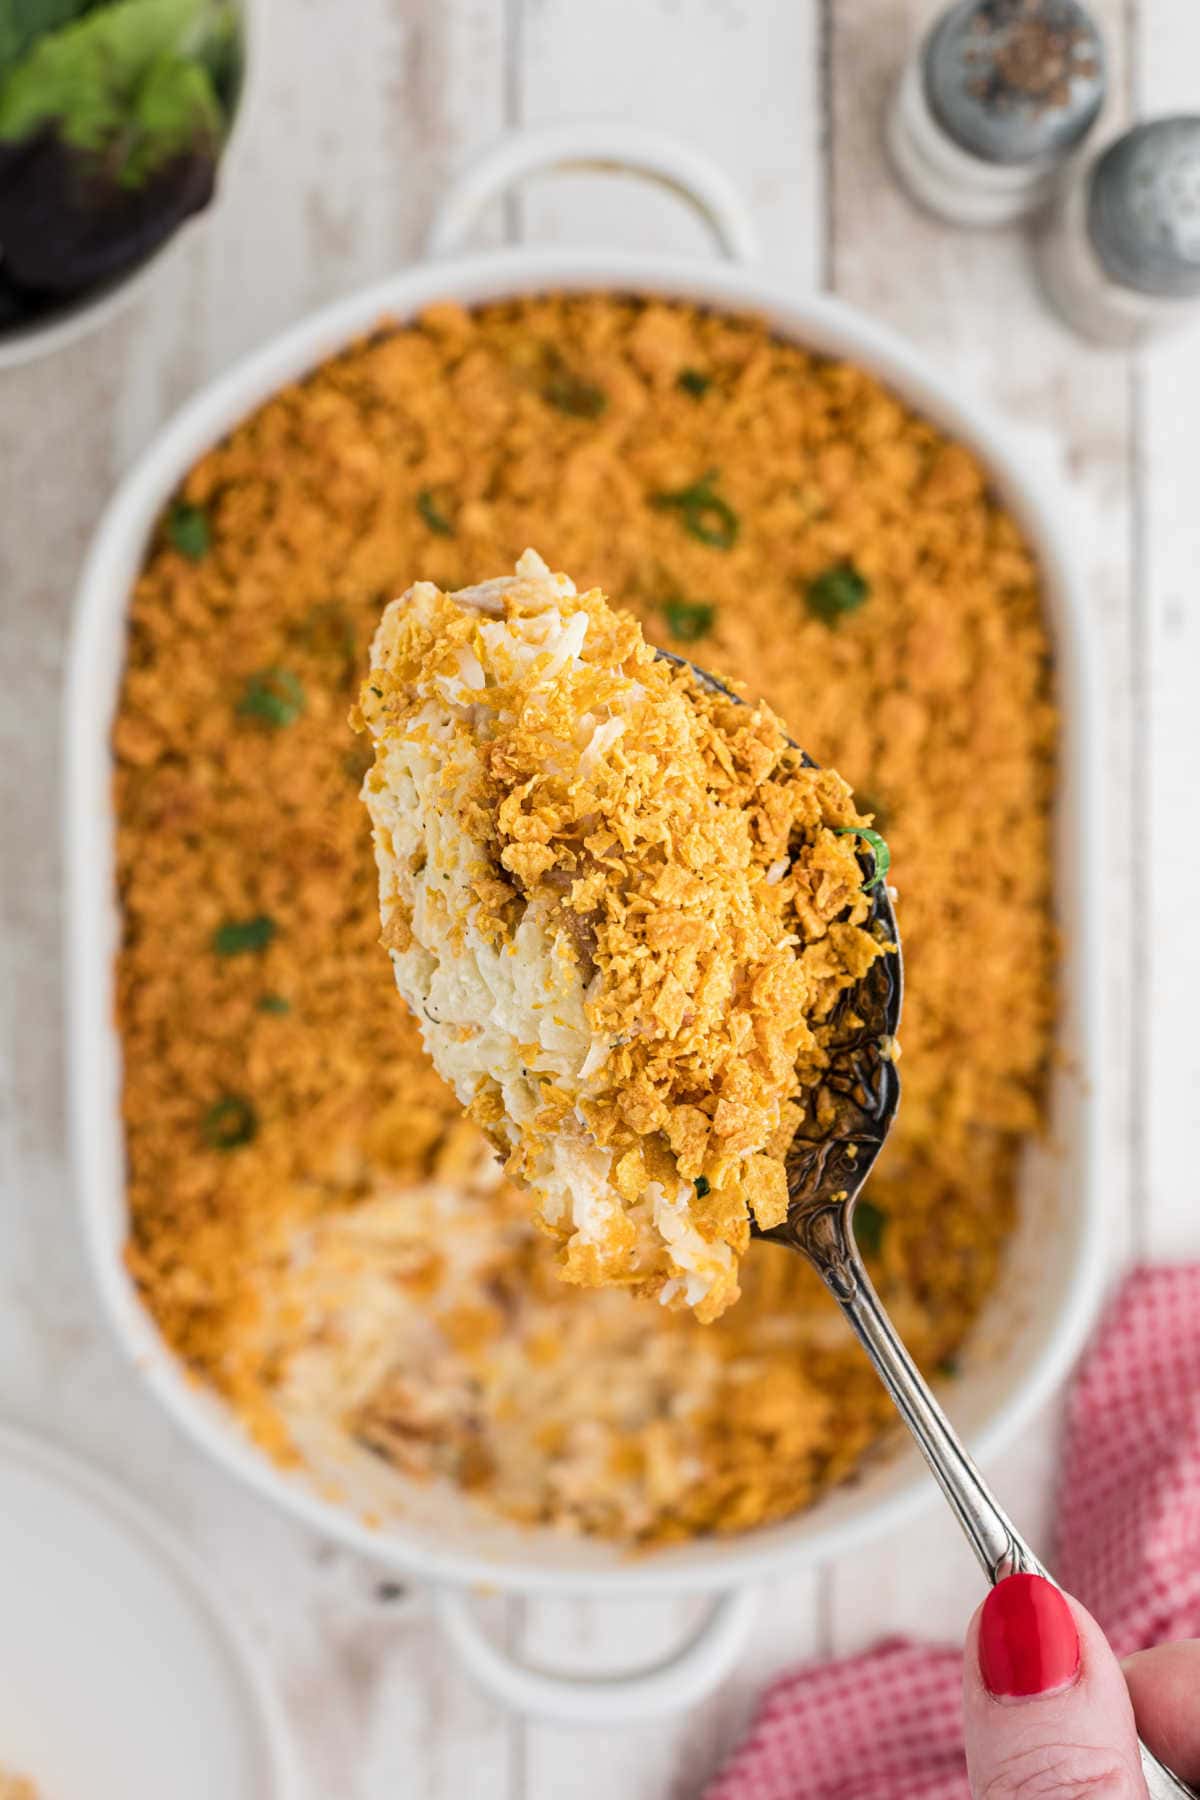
963,1573,1147,1798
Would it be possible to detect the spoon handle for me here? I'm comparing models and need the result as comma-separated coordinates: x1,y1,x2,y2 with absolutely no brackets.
804,1209,1197,1798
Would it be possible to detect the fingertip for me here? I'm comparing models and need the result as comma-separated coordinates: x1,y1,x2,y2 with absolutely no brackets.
964,1580,1124,1701
976,1574,1081,1700
963,1582,1144,1800
1122,1641,1200,1783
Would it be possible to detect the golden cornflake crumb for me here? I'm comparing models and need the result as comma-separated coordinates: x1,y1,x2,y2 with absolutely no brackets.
0,1772,40,1800
358,554,885,1320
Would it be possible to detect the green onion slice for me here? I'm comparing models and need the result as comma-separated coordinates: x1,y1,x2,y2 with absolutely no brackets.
213,915,276,956
662,598,715,642
237,667,305,728
651,470,739,550
201,1094,258,1151
416,489,455,536
835,825,891,892
804,563,869,625
168,502,211,562
541,357,607,418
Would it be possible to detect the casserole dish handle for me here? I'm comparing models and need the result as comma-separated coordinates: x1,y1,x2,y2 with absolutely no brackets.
426,123,761,263
435,1582,758,1724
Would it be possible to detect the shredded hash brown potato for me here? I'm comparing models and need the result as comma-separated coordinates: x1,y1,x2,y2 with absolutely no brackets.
115,294,1055,1542
358,553,887,1320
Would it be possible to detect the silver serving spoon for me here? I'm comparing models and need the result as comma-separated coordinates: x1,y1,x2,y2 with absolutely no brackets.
662,650,1195,1800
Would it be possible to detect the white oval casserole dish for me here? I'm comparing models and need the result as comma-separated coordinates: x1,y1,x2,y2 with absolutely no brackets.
64,124,1106,1722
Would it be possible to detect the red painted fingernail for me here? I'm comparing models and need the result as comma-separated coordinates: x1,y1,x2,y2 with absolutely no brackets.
979,1574,1081,1699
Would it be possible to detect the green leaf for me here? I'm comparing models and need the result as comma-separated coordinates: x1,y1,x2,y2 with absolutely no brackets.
834,824,891,892
117,49,222,187
416,488,455,536
651,469,739,550
167,499,210,560
200,1092,257,1150
853,1198,887,1258
192,0,240,112
0,0,235,181
676,367,711,398
237,667,305,728
804,563,870,626
257,992,290,1015
662,597,715,643
0,0,99,78
212,914,276,956
694,1175,711,1199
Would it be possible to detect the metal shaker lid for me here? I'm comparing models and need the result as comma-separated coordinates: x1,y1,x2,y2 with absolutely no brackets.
924,0,1106,167
1087,117,1200,299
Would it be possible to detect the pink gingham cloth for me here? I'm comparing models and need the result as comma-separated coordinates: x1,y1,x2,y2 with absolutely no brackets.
705,1266,1200,1800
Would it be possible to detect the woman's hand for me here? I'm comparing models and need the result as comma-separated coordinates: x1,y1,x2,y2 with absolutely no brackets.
964,1573,1200,1797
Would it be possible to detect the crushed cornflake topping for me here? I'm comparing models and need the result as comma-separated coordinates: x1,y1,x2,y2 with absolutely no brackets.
0,1773,40,1800
357,551,884,1321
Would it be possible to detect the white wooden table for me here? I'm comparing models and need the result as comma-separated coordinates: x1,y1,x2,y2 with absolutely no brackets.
2,2,1198,1794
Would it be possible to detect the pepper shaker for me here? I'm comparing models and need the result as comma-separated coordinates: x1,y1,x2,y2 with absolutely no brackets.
888,0,1106,227
1037,117,1200,346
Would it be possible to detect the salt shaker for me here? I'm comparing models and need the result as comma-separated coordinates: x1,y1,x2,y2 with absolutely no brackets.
1037,117,1200,346
888,0,1106,227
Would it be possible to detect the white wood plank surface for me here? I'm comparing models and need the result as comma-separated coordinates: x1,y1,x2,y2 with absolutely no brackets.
514,0,823,285
2,0,1199,1794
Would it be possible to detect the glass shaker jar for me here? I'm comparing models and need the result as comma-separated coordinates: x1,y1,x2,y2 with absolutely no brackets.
888,0,1106,227
1037,117,1200,346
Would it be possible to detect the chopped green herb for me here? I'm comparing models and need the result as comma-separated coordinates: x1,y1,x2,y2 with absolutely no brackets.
201,1093,257,1151
694,1175,711,1199
0,0,234,178
804,563,870,626
935,1354,961,1379
237,667,305,728
167,501,210,561
0,0,96,76
257,993,290,1015
676,367,711,398
416,488,455,536
662,597,715,643
212,915,276,956
541,354,607,419
853,1198,888,1258
651,470,739,550
834,825,891,892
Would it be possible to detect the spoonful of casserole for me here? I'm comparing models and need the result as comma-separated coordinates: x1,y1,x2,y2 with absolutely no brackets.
355,549,893,1322
355,552,1193,1799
